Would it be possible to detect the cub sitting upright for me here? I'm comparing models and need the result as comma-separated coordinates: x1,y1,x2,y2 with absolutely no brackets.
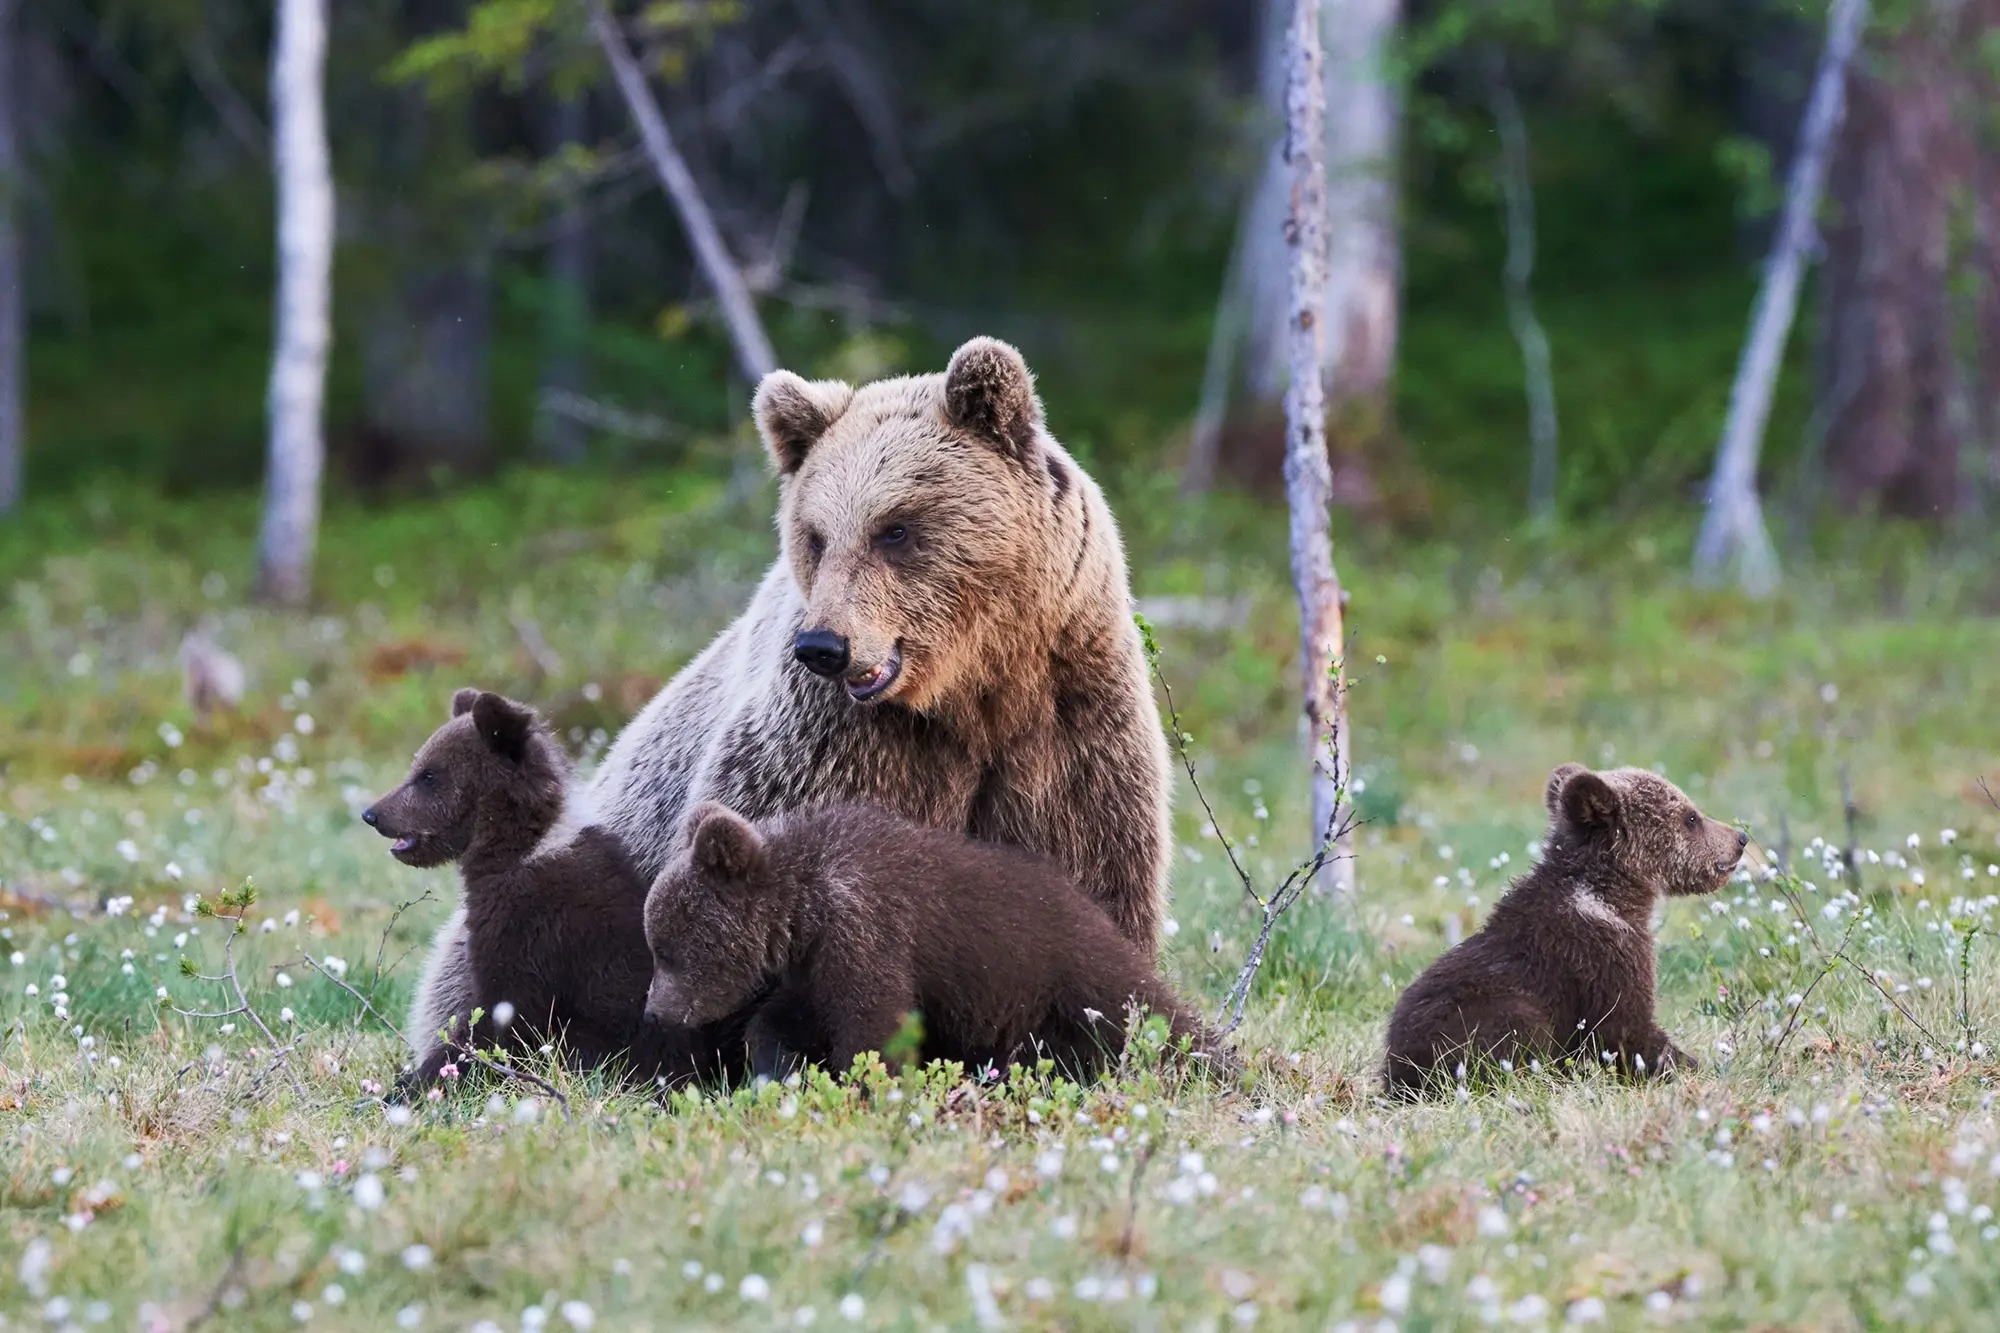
642,801,1228,1079
365,689,704,1087
1383,764,1747,1094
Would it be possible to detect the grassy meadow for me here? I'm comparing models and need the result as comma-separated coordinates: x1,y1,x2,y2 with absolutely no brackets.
4,467,2000,1330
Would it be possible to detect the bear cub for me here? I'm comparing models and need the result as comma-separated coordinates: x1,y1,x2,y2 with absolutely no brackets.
365,689,727,1088
1383,764,1747,1094
643,801,1228,1079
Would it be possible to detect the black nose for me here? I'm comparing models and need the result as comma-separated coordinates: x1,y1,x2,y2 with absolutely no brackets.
362,807,379,827
793,629,851,678
1737,830,1749,850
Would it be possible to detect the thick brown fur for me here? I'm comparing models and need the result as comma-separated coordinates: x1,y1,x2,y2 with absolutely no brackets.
365,690,741,1090
1382,765,1747,1094
406,338,1173,1078
642,802,1227,1080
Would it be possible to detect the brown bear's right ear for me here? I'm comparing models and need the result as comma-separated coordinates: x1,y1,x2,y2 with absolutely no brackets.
943,336,1043,464
687,802,767,882
753,371,856,476
1557,769,1621,836
1545,763,1589,816
451,688,481,718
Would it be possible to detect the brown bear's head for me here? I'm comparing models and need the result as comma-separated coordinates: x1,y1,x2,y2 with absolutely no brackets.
642,802,787,1028
362,689,566,867
753,336,1075,716
1544,764,1747,898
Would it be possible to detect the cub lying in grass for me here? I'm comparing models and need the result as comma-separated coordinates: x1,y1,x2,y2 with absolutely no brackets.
642,800,1232,1079
1383,764,1746,1094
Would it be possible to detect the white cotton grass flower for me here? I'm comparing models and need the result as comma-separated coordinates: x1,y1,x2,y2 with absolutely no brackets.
740,1275,771,1303
559,1301,595,1329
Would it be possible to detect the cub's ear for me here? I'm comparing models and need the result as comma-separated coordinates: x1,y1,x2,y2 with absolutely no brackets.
943,336,1043,463
1545,763,1589,816
1557,769,1621,835
687,802,766,882
451,687,481,718
754,371,855,476
471,692,536,763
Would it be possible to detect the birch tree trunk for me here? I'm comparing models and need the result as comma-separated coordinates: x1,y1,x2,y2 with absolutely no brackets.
255,0,333,606
587,0,776,383
0,0,22,517
1693,0,1868,594
537,88,591,466
1280,0,1354,896
1488,57,1559,524
1199,0,1399,502
1317,0,1401,477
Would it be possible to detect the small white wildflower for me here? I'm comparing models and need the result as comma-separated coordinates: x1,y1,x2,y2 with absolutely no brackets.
400,1244,432,1271
838,1294,865,1322
740,1275,771,1303
560,1300,595,1329
1567,1296,1606,1324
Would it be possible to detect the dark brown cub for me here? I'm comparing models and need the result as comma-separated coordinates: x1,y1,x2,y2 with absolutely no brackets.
642,801,1232,1080
365,689,741,1090
1382,764,1746,1094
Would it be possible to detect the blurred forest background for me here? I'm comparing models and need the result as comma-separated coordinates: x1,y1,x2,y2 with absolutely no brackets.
3,0,1998,556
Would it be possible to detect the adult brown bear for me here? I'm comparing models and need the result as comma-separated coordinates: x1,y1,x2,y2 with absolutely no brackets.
403,338,1172,1079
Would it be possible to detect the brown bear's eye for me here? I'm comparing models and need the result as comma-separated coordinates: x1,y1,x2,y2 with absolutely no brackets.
873,523,909,549
1682,810,1700,830
417,768,439,789
805,531,826,561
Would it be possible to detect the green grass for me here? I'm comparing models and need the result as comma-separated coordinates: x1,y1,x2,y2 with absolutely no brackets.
4,470,2000,1329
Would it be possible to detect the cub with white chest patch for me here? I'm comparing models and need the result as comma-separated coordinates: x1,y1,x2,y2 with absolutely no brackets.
1382,764,1746,1093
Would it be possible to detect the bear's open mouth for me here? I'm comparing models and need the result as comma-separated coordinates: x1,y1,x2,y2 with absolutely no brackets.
388,833,431,864
844,643,903,702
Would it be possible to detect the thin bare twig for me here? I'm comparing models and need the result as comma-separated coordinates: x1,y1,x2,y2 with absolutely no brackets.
1116,1139,1159,1260
1138,615,1356,1037
171,885,307,1102
1835,949,1949,1052
469,1047,573,1119
368,889,434,1004
1839,764,1862,891
299,953,405,1046
181,1230,263,1333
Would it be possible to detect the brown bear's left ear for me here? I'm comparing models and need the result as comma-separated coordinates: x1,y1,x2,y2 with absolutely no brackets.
687,802,766,881
944,336,1043,464
1545,763,1588,816
451,687,481,718
471,692,536,763
754,371,856,476
1558,770,1621,836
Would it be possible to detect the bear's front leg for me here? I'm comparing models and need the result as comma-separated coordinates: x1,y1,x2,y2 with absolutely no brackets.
812,957,921,1076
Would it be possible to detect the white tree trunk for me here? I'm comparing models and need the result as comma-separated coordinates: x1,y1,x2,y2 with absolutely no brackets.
1489,58,1559,523
1197,0,1397,501
0,0,22,517
588,1,776,383
1694,0,1870,595
255,0,333,606
1318,0,1401,422
537,88,591,466
1280,0,1355,896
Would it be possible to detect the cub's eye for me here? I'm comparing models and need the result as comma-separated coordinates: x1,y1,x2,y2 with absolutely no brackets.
805,531,826,560
1682,811,1700,830
416,768,439,789
874,523,909,549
